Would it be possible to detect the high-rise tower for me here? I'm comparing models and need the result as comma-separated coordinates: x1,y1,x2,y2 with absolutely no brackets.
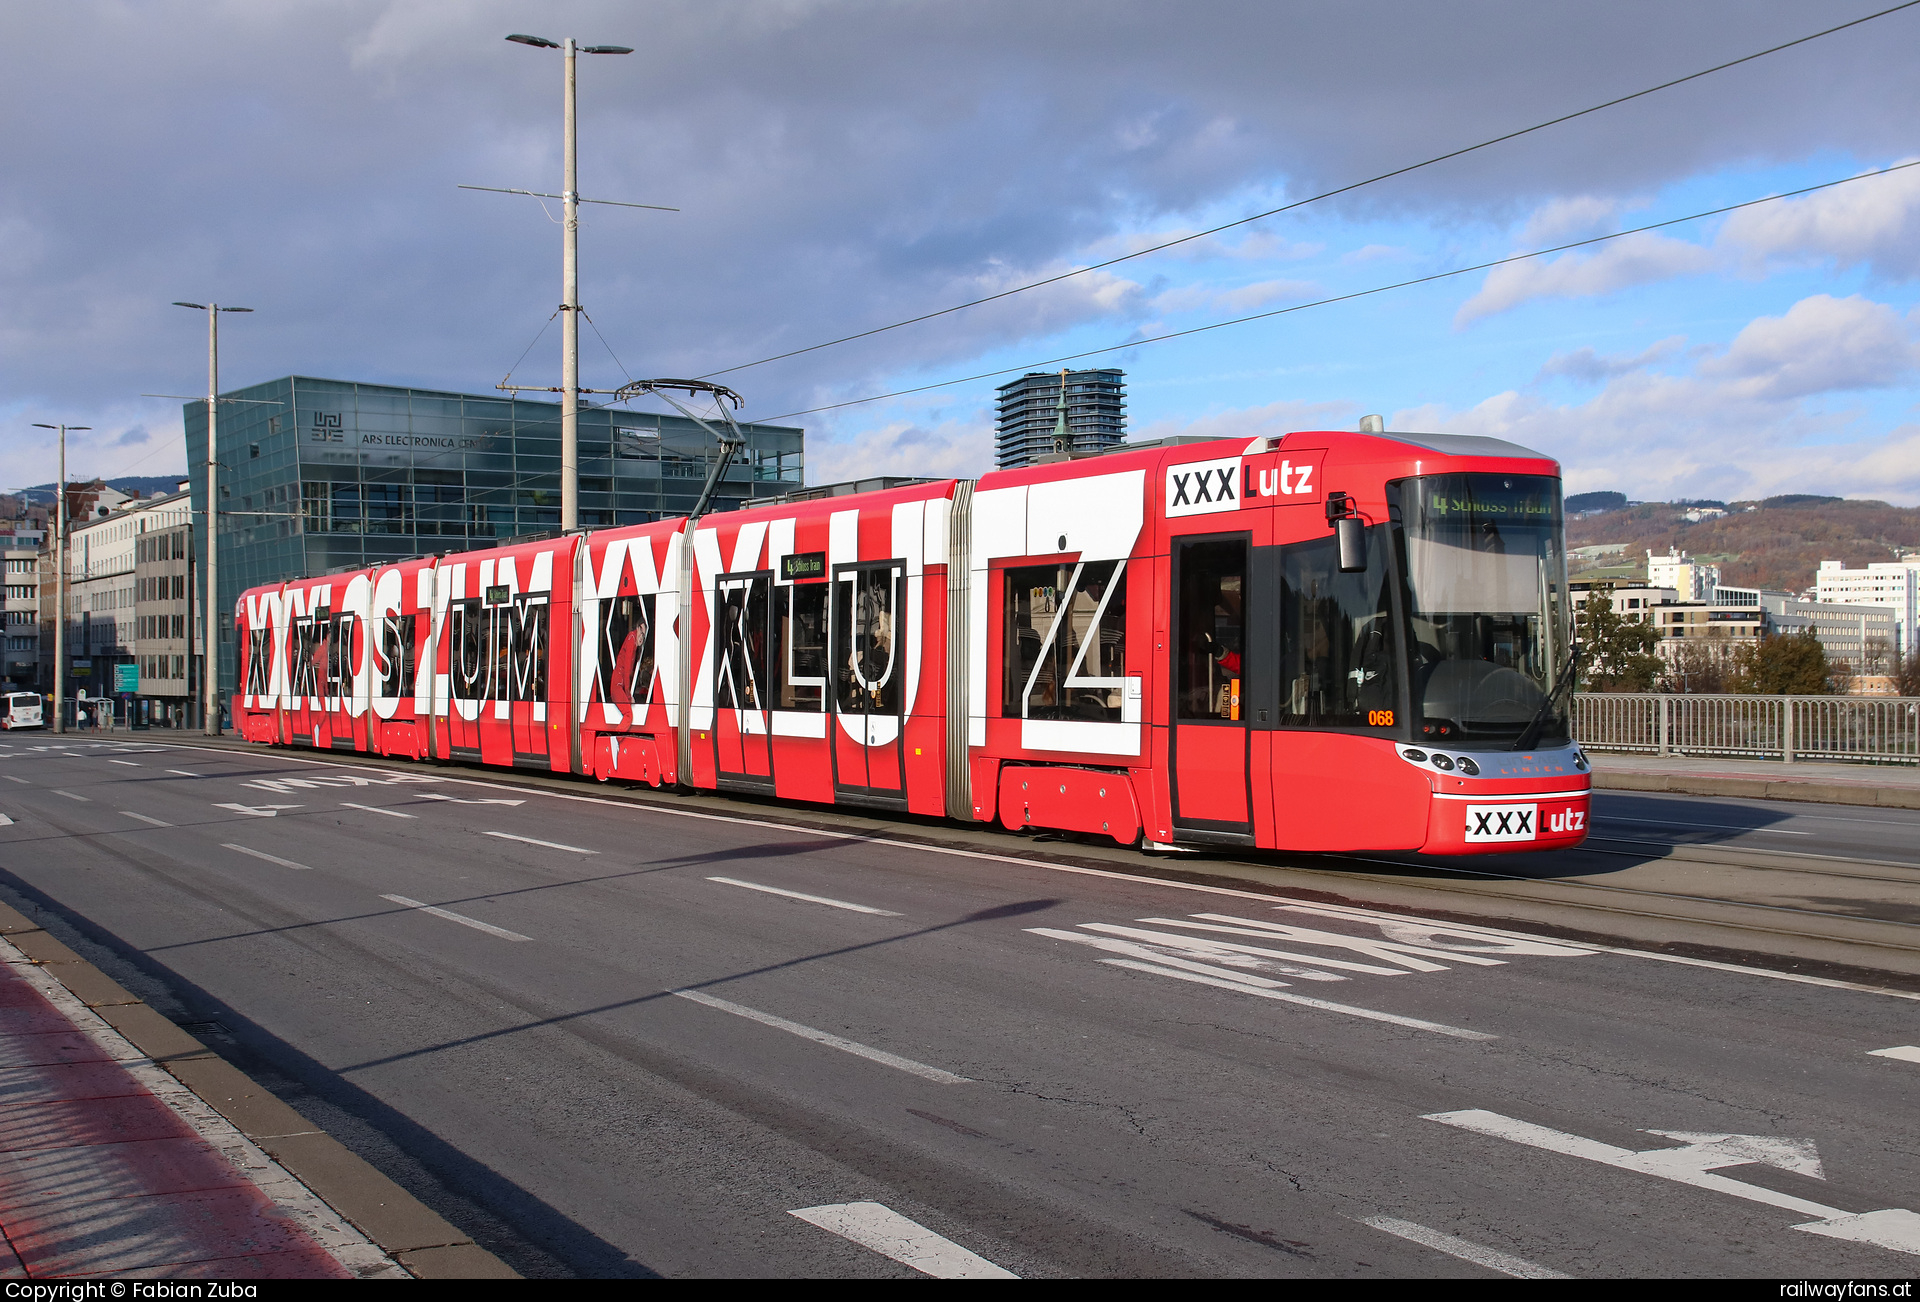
993,369,1126,469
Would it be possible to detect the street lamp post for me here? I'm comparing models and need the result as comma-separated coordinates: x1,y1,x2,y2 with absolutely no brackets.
30,423,88,734
506,33,631,533
172,301,251,735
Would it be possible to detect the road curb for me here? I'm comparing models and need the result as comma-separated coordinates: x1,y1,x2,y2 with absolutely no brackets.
1590,767,1920,809
0,897,518,1280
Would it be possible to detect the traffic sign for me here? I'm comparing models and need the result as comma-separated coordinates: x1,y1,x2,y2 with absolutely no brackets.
113,664,139,693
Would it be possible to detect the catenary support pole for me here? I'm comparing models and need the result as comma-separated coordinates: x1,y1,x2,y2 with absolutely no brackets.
561,36,579,533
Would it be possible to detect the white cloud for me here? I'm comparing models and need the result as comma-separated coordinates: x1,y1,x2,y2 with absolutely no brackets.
1519,195,1627,245
1456,231,1713,325
1213,278,1316,311
1719,158,1920,280
805,414,995,486
1396,295,1920,504
1131,397,1360,445
1534,336,1686,384
1696,294,1917,399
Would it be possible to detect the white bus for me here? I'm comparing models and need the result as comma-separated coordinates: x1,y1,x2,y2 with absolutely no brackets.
2,692,44,730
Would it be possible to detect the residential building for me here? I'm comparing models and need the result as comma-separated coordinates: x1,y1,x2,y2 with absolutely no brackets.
993,369,1126,469
60,487,193,704
133,519,194,727
3,550,38,689
1645,547,1721,601
184,376,805,694
1812,558,1920,655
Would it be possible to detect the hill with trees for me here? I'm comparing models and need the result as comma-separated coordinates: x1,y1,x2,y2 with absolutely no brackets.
1566,497,1920,593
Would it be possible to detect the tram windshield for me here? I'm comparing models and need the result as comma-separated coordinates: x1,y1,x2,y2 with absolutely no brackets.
1398,473,1570,747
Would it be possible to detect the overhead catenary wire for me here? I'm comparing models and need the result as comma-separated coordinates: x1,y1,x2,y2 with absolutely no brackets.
696,0,1920,382
745,157,1920,424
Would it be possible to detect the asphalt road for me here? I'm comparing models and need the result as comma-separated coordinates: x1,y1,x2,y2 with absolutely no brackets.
2,734,1917,1279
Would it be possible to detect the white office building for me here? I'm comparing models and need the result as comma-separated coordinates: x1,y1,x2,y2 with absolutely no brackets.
1646,547,1721,602
60,489,193,696
1813,558,1920,656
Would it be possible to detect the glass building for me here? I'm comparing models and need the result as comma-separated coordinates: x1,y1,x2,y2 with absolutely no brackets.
186,376,804,692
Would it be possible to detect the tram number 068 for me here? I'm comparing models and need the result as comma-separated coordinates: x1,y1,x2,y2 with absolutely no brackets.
1367,710,1395,727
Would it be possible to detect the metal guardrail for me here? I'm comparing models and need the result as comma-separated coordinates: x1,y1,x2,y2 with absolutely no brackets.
1572,693,1920,764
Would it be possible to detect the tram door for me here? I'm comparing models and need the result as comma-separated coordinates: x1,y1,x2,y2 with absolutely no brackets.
1170,536,1252,835
713,572,774,789
831,561,906,804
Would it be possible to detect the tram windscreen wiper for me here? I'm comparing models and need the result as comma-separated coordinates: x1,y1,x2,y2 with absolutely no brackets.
1511,645,1580,752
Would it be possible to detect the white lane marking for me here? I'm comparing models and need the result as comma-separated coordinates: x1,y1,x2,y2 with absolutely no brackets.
1359,1216,1571,1279
1601,815,1810,835
52,789,89,801
166,770,202,777
483,830,595,854
1426,1109,1920,1257
1100,958,1496,1040
341,801,416,819
1868,1045,1920,1064
120,811,171,827
671,988,968,1083
223,843,314,871
708,875,902,917
0,814,12,826
215,802,303,818
4,775,25,784
788,1202,1016,1279
379,894,532,942
161,742,1920,1002
418,792,525,807
107,759,141,767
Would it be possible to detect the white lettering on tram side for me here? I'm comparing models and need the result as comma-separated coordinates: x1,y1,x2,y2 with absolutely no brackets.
1165,456,1242,518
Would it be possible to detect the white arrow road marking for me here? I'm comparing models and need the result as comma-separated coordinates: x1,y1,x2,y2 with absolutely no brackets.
788,1202,1016,1279
215,802,304,818
707,876,903,916
1426,1110,1920,1258
483,831,595,854
1868,1046,1920,1064
120,811,170,828
671,989,969,1083
340,802,416,819
380,895,532,942
418,792,526,807
223,844,314,871
0,814,12,826
1359,1216,1572,1279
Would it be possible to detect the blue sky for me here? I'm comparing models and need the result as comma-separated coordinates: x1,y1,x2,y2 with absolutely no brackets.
4,1,1919,503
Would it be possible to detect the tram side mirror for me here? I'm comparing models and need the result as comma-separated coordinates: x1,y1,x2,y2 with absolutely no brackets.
1336,516,1367,572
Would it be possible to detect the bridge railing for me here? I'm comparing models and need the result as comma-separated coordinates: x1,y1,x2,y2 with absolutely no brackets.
1571,693,1920,764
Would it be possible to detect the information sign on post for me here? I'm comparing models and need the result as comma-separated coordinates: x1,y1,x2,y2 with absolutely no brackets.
114,664,139,694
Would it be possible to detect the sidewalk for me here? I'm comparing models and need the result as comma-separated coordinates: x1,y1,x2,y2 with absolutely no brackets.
0,905,514,1279
1588,751,1920,809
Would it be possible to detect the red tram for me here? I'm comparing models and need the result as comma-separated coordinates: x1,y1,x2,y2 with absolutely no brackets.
233,425,1591,855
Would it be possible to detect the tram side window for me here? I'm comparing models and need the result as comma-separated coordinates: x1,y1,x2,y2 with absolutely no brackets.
773,583,826,710
1276,532,1400,729
1175,540,1247,721
715,577,770,710
597,593,655,706
1002,561,1128,721
835,567,901,714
